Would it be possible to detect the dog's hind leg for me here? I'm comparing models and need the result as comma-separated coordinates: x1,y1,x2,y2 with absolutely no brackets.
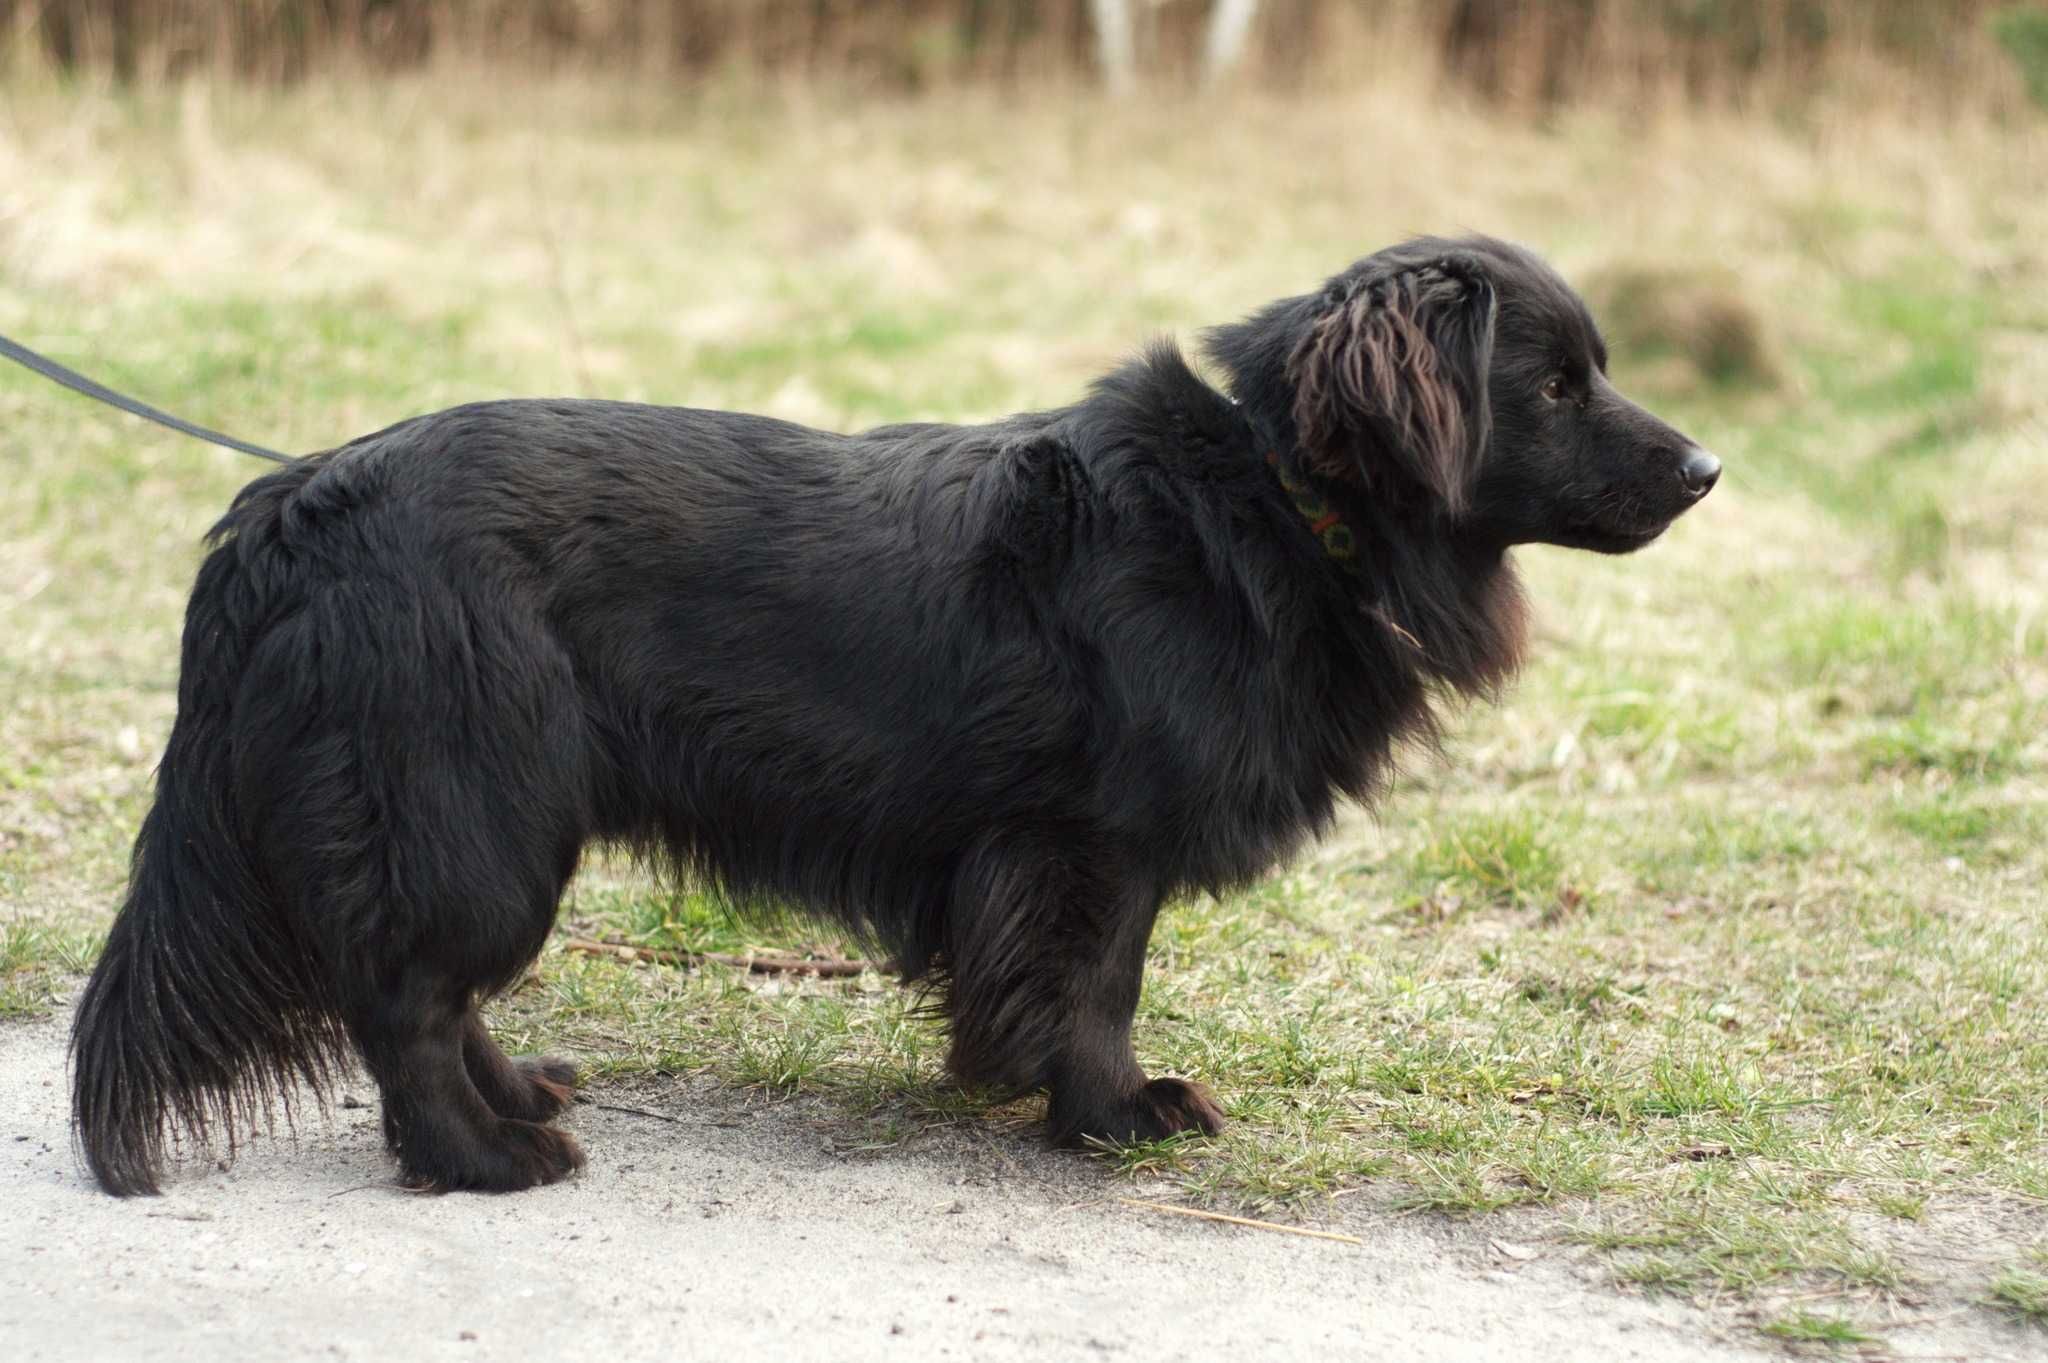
244,570,595,1190
337,754,586,1185
320,799,585,1185
462,1013,578,1124
944,834,1225,1146
346,967,585,1191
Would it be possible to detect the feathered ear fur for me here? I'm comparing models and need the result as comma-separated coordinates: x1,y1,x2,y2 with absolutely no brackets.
1286,255,1497,514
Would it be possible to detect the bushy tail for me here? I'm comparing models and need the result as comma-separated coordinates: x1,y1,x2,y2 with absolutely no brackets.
71,467,347,1195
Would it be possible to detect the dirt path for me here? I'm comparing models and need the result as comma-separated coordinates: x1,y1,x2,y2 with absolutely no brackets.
0,1008,1878,1363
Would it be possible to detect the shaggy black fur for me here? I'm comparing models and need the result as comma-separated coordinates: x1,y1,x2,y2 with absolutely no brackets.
72,235,1717,1194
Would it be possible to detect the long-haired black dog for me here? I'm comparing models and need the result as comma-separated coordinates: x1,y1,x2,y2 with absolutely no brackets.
72,235,1718,1195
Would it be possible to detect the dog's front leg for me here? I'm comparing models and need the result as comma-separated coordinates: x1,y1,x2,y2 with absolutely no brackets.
942,834,1225,1145
1042,878,1226,1147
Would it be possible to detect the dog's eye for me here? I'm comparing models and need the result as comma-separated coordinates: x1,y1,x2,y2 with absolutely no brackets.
1541,375,1566,403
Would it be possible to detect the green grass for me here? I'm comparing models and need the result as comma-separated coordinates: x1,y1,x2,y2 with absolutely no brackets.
1761,1312,1880,1347
3,73,2045,1353
0,923,101,1019
1988,1258,2048,1324
1400,810,1578,910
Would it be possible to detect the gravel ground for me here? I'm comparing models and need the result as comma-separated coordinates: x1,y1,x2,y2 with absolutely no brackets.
0,1010,1800,1363
6,1005,2036,1362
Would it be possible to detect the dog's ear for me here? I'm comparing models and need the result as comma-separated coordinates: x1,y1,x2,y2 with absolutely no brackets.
1286,255,1496,514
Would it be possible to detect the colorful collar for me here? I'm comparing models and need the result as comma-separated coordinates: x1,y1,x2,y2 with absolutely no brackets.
1264,450,1359,566
1263,449,1425,655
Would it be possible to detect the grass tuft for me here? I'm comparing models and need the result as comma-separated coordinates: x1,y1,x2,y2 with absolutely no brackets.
1987,1254,2048,1324
1582,263,1778,391
0,923,102,1020
1403,812,1574,910
1761,1312,1879,1346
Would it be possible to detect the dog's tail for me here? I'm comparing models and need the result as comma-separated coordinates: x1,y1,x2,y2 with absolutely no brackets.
71,465,347,1195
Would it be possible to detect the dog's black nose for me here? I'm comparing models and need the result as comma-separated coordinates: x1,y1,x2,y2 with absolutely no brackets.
1678,447,1721,496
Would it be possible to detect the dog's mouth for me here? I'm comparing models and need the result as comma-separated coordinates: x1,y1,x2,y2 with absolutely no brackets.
1563,477,1712,555
1560,519,1671,555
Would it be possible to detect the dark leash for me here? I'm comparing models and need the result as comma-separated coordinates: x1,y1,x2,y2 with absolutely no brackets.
0,331,297,465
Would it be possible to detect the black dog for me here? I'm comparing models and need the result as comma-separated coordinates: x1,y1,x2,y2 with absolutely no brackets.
72,235,1717,1194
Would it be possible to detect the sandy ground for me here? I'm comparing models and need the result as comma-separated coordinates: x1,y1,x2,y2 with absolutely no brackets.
0,1007,2012,1363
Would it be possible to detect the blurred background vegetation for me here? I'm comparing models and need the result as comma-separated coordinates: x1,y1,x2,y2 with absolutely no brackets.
6,0,2048,112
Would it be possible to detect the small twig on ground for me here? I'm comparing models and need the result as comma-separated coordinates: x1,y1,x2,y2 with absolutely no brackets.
580,1098,689,1125
561,935,876,978
1117,1197,1364,1246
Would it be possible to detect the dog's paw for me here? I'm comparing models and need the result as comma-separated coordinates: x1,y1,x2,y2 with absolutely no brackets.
1130,1077,1227,1140
504,1056,579,1122
1053,1076,1227,1146
469,1052,580,1123
500,1121,586,1188
402,1121,586,1194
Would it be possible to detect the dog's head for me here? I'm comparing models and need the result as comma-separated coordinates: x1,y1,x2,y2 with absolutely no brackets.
1215,235,1718,553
